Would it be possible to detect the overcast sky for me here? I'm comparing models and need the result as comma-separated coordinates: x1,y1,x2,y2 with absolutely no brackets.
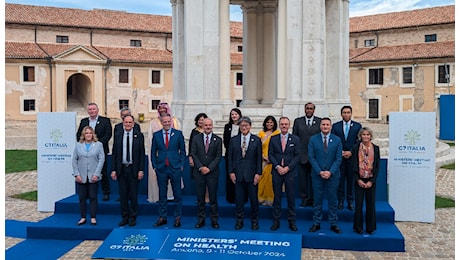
4,0,456,20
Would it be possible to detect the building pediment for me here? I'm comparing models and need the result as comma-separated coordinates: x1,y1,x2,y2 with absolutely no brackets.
53,45,106,64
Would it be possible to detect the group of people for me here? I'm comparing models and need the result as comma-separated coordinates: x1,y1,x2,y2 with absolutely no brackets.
71,101,380,235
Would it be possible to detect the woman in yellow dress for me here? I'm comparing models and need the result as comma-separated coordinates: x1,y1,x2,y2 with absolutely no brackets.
257,115,280,206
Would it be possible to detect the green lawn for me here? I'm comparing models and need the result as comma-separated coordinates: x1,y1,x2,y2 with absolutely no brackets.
5,150,37,173
441,163,455,170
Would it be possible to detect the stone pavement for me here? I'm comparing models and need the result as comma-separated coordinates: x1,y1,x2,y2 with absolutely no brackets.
5,168,455,259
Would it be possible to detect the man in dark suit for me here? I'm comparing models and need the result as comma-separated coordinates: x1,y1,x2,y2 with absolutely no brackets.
308,117,343,234
151,114,186,228
228,116,262,230
268,117,300,231
332,105,362,210
76,102,112,201
110,115,145,227
293,102,321,207
190,118,222,229
114,107,141,135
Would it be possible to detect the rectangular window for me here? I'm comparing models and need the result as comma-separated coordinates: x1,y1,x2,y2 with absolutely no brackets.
425,34,437,42
402,67,413,84
119,69,129,83
23,99,36,112
56,35,69,43
151,99,161,111
368,68,383,85
368,99,379,119
438,64,450,83
151,70,161,84
236,72,243,86
237,45,243,52
130,40,142,47
364,39,375,47
23,66,35,82
119,100,129,110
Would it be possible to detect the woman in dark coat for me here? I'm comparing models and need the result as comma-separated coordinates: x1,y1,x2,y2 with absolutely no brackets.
223,108,242,203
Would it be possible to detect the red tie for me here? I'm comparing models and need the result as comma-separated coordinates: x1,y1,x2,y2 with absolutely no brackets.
165,130,169,166
205,135,209,153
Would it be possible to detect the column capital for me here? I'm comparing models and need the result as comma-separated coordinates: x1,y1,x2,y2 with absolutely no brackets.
242,0,277,13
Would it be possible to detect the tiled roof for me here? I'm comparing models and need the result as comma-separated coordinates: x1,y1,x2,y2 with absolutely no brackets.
231,53,243,66
349,41,455,63
5,3,243,37
5,41,49,59
350,5,454,33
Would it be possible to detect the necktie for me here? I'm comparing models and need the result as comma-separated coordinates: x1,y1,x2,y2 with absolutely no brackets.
323,135,328,151
307,119,311,127
205,135,209,153
126,132,130,163
165,130,169,166
345,122,350,140
242,136,247,158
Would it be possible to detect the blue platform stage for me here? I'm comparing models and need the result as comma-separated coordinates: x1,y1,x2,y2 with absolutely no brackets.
9,157,404,258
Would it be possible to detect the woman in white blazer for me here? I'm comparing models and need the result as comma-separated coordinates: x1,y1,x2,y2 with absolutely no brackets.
72,126,105,226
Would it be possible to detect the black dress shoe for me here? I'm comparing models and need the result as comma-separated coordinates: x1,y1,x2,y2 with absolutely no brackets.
251,222,259,230
309,224,320,232
153,218,167,227
211,221,220,229
366,230,375,235
129,218,136,226
338,202,344,210
354,228,363,234
90,218,97,226
347,203,354,211
174,218,181,227
118,218,129,226
77,219,87,226
103,194,110,201
270,222,280,231
289,223,298,231
330,225,342,234
235,221,243,230
195,220,205,228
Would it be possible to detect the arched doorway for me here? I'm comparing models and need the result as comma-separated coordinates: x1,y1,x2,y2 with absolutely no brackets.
66,73,92,112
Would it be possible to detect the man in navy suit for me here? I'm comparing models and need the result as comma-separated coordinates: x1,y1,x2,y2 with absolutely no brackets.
308,117,343,234
76,103,112,201
332,105,362,210
228,116,262,230
293,102,321,207
268,117,300,231
190,118,222,229
151,114,186,228
110,115,145,227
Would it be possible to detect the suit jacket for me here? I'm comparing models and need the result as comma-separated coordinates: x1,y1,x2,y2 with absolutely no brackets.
112,129,145,177
151,128,187,172
292,116,321,164
72,141,105,183
190,133,222,178
268,133,301,174
308,133,343,177
331,120,362,151
77,116,112,154
351,142,380,183
114,122,141,136
227,133,262,182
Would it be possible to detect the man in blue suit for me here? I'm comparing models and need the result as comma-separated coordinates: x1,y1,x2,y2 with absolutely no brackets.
332,105,362,210
151,114,186,228
308,117,343,234
111,115,145,227
268,117,300,231
228,116,262,230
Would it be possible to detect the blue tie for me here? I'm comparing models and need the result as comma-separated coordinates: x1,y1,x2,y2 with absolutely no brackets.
345,122,349,140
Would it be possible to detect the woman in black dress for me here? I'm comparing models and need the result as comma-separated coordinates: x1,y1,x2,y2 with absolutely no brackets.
223,108,242,203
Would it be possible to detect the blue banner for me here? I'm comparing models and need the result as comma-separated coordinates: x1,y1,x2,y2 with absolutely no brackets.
93,228,302,259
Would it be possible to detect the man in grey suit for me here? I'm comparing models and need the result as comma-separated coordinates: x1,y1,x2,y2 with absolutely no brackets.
190,118,222,229
228,116,262,230
293,102,321,207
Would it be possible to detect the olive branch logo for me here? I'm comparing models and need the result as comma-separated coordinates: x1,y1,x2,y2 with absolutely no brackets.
404,129,421,145
50,129,63,142
123,234,148,246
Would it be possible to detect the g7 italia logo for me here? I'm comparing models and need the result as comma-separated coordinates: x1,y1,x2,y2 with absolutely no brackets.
399,129,425,151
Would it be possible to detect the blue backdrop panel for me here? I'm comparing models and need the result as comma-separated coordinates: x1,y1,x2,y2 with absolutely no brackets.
93,228,302,260
100,156,389,202
439,94,455,140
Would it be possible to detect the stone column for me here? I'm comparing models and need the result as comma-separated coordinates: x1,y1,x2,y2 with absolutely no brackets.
241,3,259,105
